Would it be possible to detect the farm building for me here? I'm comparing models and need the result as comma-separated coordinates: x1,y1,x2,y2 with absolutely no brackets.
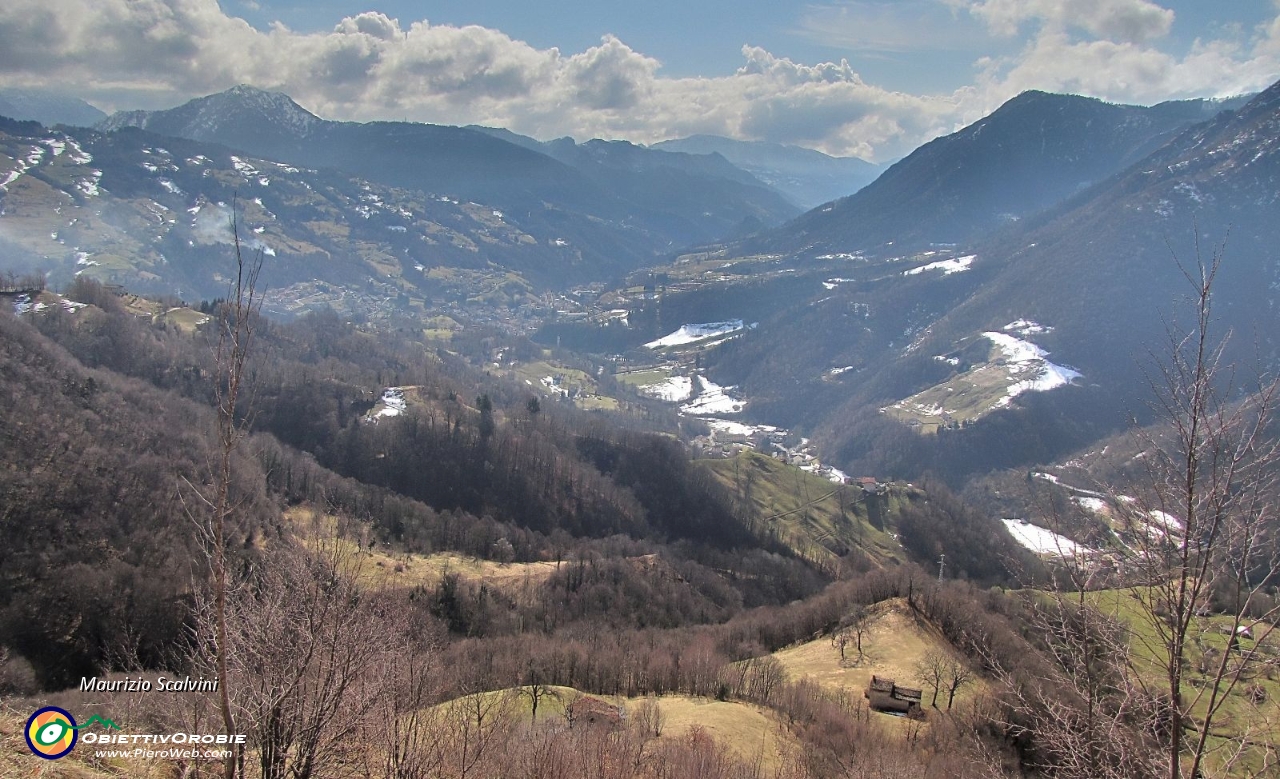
865,675,924,718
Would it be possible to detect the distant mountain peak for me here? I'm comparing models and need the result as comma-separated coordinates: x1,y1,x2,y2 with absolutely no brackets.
99,84,320,138
0,87,106,127
187,84,321,133
745,88,1245,257
225,83,270,96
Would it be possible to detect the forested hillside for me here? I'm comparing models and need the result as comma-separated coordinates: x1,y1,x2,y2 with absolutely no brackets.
0,272,1052,694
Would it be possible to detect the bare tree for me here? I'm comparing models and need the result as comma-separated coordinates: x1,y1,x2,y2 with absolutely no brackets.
916,650,947,709
832,606,869,665
183,209,263,779
437,687,517,779
634,696,665,738
1113,240,1280,778
943,657,974,710
518,672,559,723
745,655,787,704
215,536,408,779
374,657,447,779
1001,239,1280,778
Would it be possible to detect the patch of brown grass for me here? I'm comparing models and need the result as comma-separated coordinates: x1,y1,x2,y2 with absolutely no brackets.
772,598,986,722
282,506,560,595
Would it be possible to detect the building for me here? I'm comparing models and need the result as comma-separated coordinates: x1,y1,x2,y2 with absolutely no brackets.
865,675,924,718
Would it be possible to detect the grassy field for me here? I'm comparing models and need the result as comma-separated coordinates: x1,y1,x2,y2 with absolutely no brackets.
513,359,621,412
361,550,560,593
614,367,672,388
883,366,1018,434
1084,587,1280,774
283,506,561,594
772,598,984,716
421,314,461,341
441,686,797,772
156,307,210,333
654,695,794,769
701,451,907,568
883,339,1034,434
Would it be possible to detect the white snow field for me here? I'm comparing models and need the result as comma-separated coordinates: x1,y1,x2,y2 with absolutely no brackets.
903,254,975,276
1002,519,1086,557
645,320,745,349
983,331,1082,406
681,377,746,415
638,375,694,402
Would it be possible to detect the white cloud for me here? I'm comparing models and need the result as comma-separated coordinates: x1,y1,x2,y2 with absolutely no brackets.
1256,1,1280,56
0,0,1275,163
563,35,659,110
957,0,1174,43
334,11,399,41
963,1,1280,107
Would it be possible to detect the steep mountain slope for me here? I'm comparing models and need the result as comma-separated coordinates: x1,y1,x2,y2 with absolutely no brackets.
611,82,1278,489
918,79,1280,390
100,86,797,264
742,91,1247,257
811,82,1280,481
653,135,882,209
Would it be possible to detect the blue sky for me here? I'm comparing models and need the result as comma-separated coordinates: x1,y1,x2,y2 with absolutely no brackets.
1,0,1277,160
239,1,1274,89
232,0,1279,94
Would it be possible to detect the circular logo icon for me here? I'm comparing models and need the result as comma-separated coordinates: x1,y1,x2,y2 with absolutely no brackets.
25,707,77,760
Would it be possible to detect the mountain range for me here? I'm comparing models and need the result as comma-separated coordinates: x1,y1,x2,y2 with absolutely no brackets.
98,86,799,267
741,90,1249,258
663,83,1279,486
652,135,882,210
4,78,1278,489
0,86,817,313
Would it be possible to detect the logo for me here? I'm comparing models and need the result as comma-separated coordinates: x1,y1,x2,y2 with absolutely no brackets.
24,708,119,760
25,707,77,759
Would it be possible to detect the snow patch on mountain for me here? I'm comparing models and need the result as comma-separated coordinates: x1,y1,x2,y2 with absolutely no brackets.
903,254,974,276
646,320,746,349
371,387,407,419
1073,496,1108,514
1002,519,1086,557
12,294,45,314
680,376,745,415
639,375,694,402
1003,319,1052,336
702,418,779,437
65,139,92,165
984,331,1081,406
0,166,26,190
76,171,101,197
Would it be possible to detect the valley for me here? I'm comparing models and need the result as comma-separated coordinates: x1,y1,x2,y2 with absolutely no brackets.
3,61,1280,779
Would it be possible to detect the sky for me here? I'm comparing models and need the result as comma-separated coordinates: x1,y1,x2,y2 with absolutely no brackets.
0,0,1277,161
